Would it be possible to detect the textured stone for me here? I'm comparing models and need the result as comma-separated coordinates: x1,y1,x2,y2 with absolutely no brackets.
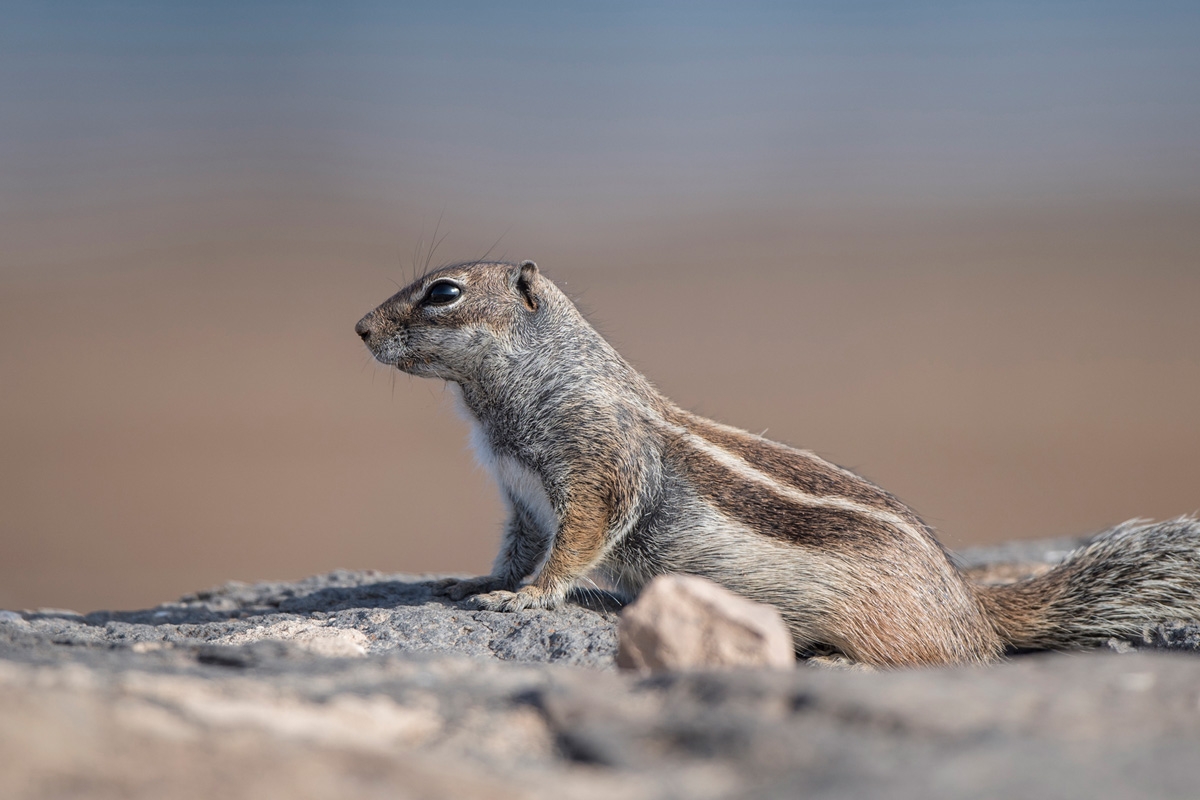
617,574,795,672
2,539,1200,800
4,571,619,668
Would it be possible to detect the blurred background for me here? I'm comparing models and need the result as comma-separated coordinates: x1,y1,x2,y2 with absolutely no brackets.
2,1,1198,612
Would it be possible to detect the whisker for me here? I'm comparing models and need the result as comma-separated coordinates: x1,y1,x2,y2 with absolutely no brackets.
424,208,448,276
473,227,510,268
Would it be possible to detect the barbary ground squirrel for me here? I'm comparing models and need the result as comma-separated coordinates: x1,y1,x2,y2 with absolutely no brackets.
355,260,1200,667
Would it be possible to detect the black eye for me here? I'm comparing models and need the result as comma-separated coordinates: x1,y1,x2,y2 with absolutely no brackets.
423,281,462,306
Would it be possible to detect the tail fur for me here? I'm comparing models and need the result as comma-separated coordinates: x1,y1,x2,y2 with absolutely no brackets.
975,517,1200,651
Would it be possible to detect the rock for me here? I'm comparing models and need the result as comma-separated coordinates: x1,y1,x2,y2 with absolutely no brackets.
954,535,1087,570
1137,621,1200,652
2,538,1200,800
3,571,620,668
2,635,1200,799
616,574,795,672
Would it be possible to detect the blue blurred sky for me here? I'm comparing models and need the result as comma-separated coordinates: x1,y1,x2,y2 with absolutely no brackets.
4,0,1198,250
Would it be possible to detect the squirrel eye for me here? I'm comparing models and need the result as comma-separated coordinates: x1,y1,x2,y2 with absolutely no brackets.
423,281,462,306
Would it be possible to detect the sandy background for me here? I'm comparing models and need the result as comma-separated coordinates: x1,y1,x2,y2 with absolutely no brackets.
2,3,1198,611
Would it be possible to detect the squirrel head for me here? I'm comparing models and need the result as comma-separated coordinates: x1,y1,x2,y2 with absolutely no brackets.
355,260,546,382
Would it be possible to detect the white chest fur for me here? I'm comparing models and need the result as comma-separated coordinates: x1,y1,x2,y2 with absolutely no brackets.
454,387,558,539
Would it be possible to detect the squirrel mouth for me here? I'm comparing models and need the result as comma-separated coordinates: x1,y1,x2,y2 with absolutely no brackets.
367,340,410,370
392,355,423,373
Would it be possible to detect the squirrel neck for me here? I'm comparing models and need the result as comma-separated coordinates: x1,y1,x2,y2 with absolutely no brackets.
453,309,664,441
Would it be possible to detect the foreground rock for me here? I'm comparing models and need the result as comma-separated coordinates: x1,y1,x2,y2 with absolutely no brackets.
2,539,1199,800
617,574,795,672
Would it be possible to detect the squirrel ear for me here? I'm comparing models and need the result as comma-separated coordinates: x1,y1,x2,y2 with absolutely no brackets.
515,260,539,311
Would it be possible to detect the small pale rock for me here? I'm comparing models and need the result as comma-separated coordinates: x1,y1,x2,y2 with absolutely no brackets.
617,574,795,672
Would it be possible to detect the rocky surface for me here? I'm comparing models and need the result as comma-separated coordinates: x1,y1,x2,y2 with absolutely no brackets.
7,570,621,668
3,541,1200,800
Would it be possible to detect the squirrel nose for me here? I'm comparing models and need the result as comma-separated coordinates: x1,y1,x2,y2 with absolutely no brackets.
355,317,372,342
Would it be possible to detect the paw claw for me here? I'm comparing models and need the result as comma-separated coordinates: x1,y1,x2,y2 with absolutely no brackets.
431,575,507,601
472,586,563,612
472,590,524,611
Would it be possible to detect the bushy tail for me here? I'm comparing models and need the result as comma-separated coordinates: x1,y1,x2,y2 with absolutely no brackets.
975,517,1200,651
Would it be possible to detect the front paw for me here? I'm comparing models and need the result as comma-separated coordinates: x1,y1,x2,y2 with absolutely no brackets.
431,575,509,601
472,585,564,612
